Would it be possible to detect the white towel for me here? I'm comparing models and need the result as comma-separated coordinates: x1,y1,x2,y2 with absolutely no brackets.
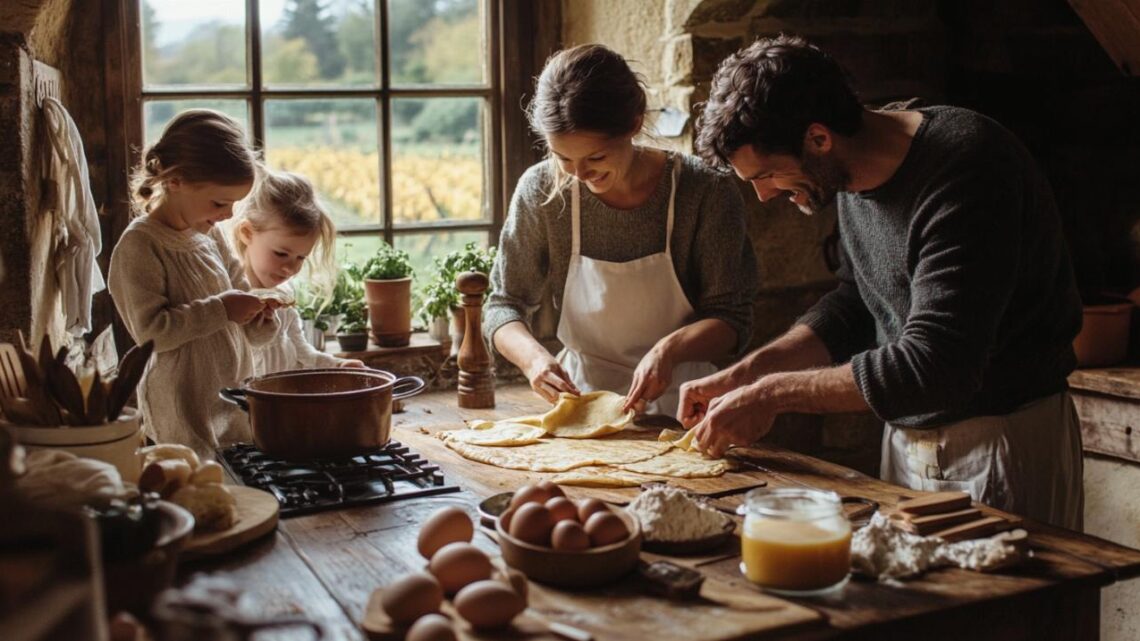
42,96,105,336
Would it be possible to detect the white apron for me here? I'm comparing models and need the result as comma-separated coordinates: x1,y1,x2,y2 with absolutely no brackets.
881,391,1083,530
556,157,716,416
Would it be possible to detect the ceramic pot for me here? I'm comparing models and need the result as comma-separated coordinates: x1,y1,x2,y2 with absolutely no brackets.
3,406,144,482
364,277,412,347
428,315,449,342
1073,300,1132,367
220,368,425,460
336,332,369,352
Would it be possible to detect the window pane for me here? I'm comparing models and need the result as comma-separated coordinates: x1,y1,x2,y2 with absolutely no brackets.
264,99,380,229
140,0,247,88
392,97,486,225
143,99,249,145
388,0,485,86
395,231,488,284
261,0,378,87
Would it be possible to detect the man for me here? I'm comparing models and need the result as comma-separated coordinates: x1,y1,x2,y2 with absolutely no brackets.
685,34,1084,529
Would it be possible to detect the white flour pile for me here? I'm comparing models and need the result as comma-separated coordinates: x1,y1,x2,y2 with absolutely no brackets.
851,513,1025,580
624,486,728,541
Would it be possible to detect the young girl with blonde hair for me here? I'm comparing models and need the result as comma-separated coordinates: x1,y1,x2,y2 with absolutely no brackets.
109,109,279,459
231,169,364,373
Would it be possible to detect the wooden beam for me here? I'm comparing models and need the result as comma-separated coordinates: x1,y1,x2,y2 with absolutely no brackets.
1068,0,1140,76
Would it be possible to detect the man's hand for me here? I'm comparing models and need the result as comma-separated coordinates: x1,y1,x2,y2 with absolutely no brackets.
526,356,580,403
691,381,778,458
677,366,744,428
623,345,674,412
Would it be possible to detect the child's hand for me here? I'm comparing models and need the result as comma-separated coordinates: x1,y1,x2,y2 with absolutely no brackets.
221,291,266,325
338,359,367,369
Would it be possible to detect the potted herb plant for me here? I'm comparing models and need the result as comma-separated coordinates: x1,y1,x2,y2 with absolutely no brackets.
350,242,414,347
417,242,497,353
335,299,370,352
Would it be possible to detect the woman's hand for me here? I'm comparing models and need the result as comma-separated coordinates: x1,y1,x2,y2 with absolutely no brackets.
338,359,367,369
624,345,674,412
221,292,266,325
525,355,580,403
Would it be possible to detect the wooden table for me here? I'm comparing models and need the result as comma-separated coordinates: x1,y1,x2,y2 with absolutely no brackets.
186,385,1140,641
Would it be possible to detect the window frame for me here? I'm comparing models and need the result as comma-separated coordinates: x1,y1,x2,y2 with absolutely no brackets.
129,0,505,248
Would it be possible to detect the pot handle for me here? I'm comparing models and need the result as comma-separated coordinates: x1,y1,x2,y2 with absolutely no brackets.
391,375,426,400
219,387,250,412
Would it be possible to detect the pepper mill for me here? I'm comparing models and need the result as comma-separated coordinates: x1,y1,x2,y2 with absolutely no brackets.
456,271,495,408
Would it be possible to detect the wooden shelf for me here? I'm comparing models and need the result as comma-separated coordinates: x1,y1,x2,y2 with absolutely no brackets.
329,332,449,359
1069,366,1140,401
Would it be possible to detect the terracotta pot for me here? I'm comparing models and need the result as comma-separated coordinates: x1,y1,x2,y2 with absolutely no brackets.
219,368,425,460
336,332,369,352
364,277,412,347
1073,301,1132,367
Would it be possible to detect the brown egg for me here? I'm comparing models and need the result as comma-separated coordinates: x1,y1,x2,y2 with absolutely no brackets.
508,503,554,546
551,520,591,551
427,542,493,594
417,506,474,560
454,580,527,630
379,572,443,625
499,567,528,600
509,484,553,508
498,505,518,532
576,498,610,523
584,511,629,547
406,613,457,641
537,480,565,499
544,497,578,524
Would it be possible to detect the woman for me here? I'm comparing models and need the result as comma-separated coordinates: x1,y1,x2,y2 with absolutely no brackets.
484,44,757,416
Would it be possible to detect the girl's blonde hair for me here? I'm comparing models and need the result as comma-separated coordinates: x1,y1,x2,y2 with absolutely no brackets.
527,44,648,204
130,109,258,216
232,170,338,300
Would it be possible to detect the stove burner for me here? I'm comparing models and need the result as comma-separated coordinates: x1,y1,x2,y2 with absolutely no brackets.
217,441,461,517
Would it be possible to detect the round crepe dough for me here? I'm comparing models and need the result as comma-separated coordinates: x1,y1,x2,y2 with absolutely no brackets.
443,422,547,446
541,391,634,438
620,448,727,478
550,467,657,487
444,435,672,472
466,415,545,431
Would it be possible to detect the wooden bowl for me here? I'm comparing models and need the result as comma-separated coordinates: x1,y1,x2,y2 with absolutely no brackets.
103,500,194,617
496,509,642,588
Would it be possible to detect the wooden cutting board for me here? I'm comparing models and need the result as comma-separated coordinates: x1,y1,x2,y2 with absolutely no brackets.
362,562,823,641
181,486,279,560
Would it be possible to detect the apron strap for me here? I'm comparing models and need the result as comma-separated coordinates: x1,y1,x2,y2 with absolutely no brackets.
571,176,582,256
664,155,679,258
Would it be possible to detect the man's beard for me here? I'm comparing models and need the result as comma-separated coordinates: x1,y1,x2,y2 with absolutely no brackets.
797,150,849,215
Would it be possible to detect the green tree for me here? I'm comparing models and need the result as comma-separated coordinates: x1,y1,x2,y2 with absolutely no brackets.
338,1,376,81
263,36,321,86
282,0,347,80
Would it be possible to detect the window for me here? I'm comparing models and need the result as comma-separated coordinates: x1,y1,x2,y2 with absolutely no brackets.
137,0,500,277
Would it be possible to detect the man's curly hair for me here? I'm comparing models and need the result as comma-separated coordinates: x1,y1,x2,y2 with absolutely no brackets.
695,34,863,169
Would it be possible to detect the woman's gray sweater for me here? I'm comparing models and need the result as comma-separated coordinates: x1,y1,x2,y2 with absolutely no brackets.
485,153,758,358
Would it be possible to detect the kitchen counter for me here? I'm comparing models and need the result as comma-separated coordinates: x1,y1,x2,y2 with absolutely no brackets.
187,385,1140,641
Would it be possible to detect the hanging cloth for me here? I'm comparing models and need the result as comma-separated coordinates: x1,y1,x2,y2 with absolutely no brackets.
41,96,105,336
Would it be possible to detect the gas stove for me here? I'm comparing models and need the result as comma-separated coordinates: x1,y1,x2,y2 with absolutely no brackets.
217,441,461,518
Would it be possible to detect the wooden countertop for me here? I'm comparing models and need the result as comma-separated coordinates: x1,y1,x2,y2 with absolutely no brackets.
188,385,1140,641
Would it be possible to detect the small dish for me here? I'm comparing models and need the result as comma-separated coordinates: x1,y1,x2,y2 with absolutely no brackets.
641,517,736,556
477,491,514,528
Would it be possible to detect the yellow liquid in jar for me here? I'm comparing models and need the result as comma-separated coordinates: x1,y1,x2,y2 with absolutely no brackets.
742,518,851,591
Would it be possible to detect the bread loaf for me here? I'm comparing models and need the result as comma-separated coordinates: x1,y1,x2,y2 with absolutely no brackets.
190,460,225,485
141,444,200,470
170,482,238,532
138,459,193,497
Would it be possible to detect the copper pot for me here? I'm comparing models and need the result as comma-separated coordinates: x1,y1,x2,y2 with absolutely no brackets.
219,369,425,460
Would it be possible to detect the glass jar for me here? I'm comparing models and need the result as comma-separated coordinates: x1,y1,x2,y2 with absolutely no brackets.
737,488,851,596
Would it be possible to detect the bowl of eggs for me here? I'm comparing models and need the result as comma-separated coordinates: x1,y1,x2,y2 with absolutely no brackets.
495,481,641,588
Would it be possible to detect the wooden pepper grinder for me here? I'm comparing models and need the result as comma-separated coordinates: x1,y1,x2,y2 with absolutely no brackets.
456,271,495,408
